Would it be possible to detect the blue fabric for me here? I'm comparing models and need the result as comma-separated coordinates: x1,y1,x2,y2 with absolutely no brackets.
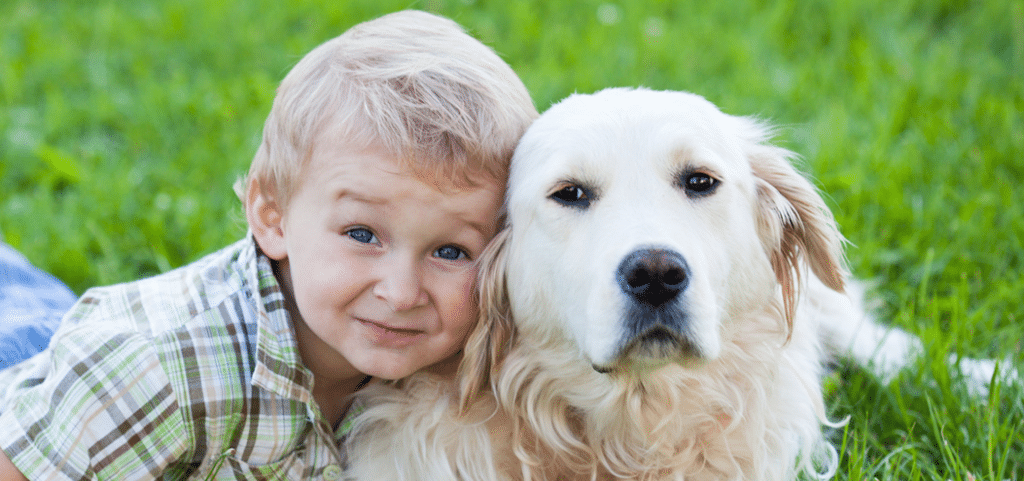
1,243,77,370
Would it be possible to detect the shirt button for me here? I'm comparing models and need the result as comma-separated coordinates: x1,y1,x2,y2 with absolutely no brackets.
323,464,342,480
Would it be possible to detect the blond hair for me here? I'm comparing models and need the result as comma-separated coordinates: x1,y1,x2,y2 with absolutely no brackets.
240,10,537,207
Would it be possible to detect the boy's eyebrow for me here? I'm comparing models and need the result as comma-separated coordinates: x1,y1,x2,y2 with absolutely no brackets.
462,217,494,238
332,187,495,237
332,188,388,205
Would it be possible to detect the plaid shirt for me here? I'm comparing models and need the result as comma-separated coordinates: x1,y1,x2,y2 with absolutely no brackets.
0,237,352,480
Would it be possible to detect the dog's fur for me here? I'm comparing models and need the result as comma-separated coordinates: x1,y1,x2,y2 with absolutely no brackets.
342,88,1005,480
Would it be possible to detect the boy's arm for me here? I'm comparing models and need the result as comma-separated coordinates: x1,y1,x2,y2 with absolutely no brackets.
0,327,192,479
0,449,30,481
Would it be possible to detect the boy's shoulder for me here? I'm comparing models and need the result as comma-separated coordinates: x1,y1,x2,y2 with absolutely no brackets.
57,234,307,379
34,236,294,389
65,236,264,338
2,234,303,411
0,238,318,480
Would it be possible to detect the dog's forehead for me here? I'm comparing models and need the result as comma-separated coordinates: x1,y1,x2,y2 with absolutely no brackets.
511,88,750,183
553,88,716,117
531,88,727,139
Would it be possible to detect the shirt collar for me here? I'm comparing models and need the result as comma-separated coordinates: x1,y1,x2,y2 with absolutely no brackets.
238,234,315,403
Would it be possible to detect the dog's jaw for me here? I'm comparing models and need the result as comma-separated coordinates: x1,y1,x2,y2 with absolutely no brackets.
593,329,707,374
593,286,725,373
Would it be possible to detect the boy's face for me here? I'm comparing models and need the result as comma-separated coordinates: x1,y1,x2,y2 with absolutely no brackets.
251,137,504,384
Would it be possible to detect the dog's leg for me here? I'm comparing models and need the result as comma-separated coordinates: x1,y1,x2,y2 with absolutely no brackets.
809,279,922,384
811,279,1017,396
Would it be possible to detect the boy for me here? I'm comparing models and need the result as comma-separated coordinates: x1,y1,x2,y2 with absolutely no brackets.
0,10,537,480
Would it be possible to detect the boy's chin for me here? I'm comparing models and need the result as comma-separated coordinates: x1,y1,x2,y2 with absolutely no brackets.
360,351,462,381
418,352,462,378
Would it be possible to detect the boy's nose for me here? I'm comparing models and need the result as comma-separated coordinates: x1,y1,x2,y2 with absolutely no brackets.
373,259,428,311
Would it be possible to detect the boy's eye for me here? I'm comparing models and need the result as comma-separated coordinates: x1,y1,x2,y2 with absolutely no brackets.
434,245,467,261
346,228,378,244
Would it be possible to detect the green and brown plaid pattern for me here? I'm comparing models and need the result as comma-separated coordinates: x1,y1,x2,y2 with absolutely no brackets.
1,238,349,480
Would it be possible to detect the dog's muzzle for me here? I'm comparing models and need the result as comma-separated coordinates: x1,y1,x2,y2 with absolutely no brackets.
601,247,700,371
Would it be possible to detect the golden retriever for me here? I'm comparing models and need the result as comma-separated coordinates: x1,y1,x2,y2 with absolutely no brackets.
343,88,1008,481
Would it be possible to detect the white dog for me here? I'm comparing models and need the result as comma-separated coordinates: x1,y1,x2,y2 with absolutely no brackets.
343,88,1008,481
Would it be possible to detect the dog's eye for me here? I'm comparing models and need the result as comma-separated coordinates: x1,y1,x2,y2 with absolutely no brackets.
549,184,592,208
682,172,718,196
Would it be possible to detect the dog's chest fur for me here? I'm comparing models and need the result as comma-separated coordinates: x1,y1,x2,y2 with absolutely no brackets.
491,306,823,481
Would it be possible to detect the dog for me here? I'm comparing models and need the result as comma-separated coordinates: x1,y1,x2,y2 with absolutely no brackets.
343,87,1010,481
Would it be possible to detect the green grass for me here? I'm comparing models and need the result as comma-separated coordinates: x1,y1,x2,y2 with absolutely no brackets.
1,0,1022,478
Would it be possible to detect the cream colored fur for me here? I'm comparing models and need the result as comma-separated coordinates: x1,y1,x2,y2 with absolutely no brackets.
343,88,1010,481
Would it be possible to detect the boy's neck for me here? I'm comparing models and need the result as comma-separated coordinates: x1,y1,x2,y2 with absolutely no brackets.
313,375,373,429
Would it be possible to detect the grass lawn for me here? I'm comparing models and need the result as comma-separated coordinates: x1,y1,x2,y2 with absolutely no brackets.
1,0,1021,478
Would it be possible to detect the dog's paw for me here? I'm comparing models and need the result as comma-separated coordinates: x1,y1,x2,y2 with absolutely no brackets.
949,355,1021,398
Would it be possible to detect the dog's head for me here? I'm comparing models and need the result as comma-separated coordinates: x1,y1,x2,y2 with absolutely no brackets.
460,88,846,402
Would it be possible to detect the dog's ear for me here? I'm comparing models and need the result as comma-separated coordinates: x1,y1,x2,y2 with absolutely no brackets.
457,226,516,413
743,120,847,332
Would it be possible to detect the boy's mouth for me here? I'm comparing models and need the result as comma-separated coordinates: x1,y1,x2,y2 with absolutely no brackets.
361,319,420,334
358,318,424,346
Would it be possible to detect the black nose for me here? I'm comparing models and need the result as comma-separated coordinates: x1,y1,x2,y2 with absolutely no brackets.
616,248,689,307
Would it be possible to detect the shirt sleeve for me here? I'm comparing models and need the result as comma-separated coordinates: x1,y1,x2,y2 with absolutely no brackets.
0,295,192,480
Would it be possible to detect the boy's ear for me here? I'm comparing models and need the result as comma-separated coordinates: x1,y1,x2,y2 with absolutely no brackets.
246,178,288,261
